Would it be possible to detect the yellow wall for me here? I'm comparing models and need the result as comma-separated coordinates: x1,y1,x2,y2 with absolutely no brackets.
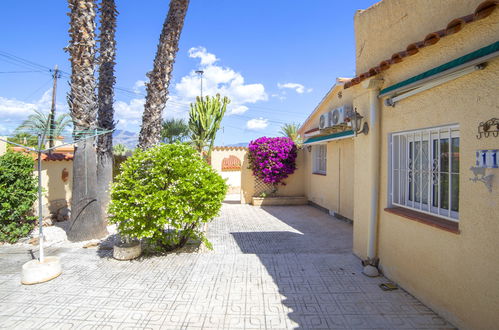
0,138,6,156
300,83,356,219
210,147,247,193
354,0,485,74
35,161,73,216
303,139,355,219
353,1,499,328
240,150,306,204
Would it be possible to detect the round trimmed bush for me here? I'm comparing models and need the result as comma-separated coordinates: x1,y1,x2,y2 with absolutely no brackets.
0,151,38,243
108,143,227,250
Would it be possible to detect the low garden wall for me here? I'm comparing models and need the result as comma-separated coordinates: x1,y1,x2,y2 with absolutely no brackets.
240,149,306,204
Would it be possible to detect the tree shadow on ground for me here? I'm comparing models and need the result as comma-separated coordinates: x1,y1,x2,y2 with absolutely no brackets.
230,206,361,329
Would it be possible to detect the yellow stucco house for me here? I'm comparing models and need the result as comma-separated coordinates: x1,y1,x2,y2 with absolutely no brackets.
300,0,499,328
298,78,357,221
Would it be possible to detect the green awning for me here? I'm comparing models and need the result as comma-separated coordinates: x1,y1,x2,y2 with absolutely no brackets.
303,130,354,144
380,41,499,96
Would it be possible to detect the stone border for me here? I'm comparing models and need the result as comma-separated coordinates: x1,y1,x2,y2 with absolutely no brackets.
252,196,308,206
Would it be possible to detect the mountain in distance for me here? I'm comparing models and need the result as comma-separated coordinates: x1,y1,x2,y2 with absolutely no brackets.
112,131,248,149
113,129,138,149
226,142,248,147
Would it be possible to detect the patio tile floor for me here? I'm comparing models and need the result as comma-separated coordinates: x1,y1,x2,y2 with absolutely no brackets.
0,201,454,329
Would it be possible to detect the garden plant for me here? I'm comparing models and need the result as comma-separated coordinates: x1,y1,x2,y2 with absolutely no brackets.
248,136,297,194
108,143,227,251
0,151,38,243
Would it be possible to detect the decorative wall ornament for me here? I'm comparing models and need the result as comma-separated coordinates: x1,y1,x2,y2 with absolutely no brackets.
476,117,499,139
61,168,69,183
469,166,494,192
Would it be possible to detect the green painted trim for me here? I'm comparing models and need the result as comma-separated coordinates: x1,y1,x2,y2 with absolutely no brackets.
380,41,499,96
304,130,354,144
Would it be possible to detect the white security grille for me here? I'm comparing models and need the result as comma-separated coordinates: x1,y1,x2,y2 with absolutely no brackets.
390,125,459,221
313,144,327,174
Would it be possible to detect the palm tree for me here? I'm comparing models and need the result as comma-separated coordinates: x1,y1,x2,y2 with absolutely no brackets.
280,122,303,146
15,109,71,143
96,0,118,216
7,133,38,149
112,143,130,156
161,118,189,143
138,0,190,149
189,94,229,158
66,0,107,241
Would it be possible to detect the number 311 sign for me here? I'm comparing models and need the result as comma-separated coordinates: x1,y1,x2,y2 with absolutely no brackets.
476,150,498,168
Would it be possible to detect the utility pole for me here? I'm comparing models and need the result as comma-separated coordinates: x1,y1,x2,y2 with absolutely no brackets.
48,65,60,150
195,70,204,98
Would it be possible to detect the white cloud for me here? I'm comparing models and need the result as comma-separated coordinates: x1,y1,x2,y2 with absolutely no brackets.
188,47,218,66
114,98,145,125
172,47,267,117
246,117,268,130
133,80,146,94
277,82,312,94
0,96,37,118
271,93,286,101
110,47,269,133
229,105,248,115
0,89,69,134
0,123,9,135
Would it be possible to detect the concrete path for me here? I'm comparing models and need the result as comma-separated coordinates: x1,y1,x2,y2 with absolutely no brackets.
0,201,454,329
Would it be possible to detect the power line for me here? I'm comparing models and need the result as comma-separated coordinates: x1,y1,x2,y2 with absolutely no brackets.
22,77,54,102
0,70,44,74
0,50,307,124
0,50,52,72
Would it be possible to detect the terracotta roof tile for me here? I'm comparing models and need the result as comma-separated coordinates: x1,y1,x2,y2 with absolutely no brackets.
11,147,74,161
344,0,498,89
221,155,242,171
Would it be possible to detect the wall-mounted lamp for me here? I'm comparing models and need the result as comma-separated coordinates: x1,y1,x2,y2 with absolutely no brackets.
307,145,312,152
350,109,369,135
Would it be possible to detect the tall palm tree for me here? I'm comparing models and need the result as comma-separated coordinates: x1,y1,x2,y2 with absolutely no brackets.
189,94,229,158
96,0,118,216
66,0,107,241
280,122,303,146
138,0,190,149
161,118,189,143
15,109,71,142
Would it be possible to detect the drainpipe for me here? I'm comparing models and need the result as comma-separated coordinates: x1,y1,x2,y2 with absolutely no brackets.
362,78,384,277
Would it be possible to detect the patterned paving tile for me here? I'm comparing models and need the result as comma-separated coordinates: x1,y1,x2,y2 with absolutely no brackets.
0,202,454,329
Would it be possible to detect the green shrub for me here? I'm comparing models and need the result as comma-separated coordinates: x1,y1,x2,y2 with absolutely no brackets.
0,151,38,243
108,143,227,251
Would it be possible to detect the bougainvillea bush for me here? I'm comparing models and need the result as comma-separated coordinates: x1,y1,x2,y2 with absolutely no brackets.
248,137,297,186
108,143,227,251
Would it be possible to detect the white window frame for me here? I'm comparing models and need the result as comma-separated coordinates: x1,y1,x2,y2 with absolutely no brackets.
389,124,460,221
313,144,327,175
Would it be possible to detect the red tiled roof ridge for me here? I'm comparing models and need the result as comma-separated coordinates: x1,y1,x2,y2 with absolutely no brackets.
344,0,498,89
10,147,74,161
304,127,320,134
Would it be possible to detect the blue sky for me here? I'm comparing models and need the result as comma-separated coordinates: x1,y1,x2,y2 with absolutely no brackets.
0,0,378,146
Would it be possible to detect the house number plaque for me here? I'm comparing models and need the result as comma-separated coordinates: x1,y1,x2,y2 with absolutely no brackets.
475,150,498,168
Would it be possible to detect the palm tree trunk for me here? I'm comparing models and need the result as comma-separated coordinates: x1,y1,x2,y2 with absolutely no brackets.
97,0,117,217
138,0,190,149
66,0,107,241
